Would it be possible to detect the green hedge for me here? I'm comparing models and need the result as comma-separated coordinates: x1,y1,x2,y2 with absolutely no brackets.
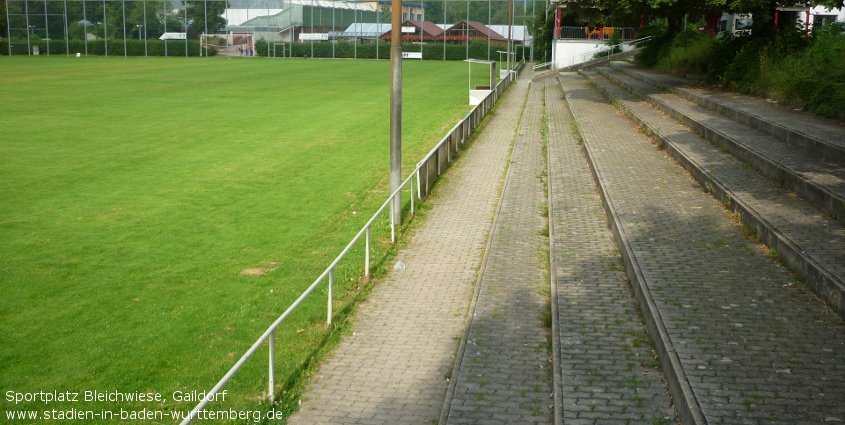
1,39,214,56
637,24,845,118
255,39,526,62
3,37,529,62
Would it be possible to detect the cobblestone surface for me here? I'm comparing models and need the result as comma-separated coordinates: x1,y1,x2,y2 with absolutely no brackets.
595,66,845,225
285,72,528,425
287,67,845,425
441,76,552,425
545,79,675,425
589,67,845,307
616,65,845,155
560,72,845,425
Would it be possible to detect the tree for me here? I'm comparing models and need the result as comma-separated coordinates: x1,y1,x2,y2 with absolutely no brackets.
127,1,163,39
379,3,391,23
186,1,227,39
0,0,7,40
155,1,182,37
532,6,554,63
589,0,844,39
814,0,845,9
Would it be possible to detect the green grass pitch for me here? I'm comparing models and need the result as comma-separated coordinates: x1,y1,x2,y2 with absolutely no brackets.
0,56,472,421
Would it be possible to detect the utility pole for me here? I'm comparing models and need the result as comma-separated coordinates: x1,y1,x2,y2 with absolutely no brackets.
390,0,403,225
507,0,513,72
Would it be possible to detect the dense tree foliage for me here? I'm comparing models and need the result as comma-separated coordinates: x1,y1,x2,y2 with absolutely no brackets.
564,0,844,39
0,0,7,39
186,1,227,39
531,8,555,63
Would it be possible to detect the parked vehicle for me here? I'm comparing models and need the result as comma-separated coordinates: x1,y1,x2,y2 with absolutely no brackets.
717,13,752,37
716,5,844,38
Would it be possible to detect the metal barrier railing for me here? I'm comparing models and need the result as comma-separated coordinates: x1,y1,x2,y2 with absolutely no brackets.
558,26,637,40
179,58,524,425
532,36,653,72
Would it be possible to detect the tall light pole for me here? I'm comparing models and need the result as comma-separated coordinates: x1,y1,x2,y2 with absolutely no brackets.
389,0,403,225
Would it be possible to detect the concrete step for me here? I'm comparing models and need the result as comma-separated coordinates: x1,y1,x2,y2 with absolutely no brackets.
609,61,845,164
560,71,845,425
582,69,845,319
531,68,560,82
595,65,845,227
544,79,676,425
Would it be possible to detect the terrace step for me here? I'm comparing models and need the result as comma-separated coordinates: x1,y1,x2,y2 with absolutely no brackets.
609,61,845,163
545,78,676,424
581,68,845,319
559,71,845,425
531,68,560,82
595,65,845,227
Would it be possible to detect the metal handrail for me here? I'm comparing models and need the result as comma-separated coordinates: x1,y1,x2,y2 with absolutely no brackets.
179,59,523,425
532,36,653,71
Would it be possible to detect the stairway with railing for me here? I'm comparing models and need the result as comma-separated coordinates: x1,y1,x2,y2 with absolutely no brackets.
532,36,653,78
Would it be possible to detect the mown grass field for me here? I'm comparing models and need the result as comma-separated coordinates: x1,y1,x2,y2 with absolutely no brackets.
0,56,471,422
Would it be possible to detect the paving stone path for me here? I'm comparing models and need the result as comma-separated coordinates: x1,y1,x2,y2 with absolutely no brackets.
440,73,552,424
286,71,530,425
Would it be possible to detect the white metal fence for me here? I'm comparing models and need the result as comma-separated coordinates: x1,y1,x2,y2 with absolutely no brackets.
179,59,524,425
532,36,653,72
558,26,637,40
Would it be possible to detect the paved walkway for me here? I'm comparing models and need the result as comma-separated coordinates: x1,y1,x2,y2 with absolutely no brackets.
440,73,551,424
287,68,680,425
286,71,530,425
287,66,845,425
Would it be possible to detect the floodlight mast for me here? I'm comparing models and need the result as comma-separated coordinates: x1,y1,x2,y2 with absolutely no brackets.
390,0,403,225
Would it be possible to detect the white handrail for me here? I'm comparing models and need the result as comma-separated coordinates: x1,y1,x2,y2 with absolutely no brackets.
532,36,653,71
179,59,524,425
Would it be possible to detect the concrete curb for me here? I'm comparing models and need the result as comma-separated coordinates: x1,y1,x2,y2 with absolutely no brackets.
544,86,565,425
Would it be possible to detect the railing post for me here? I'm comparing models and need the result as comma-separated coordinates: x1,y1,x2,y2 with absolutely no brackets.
410,176,415,216
416,169,421,201
268,330,275,401
424,160,430,196
390,205,395,243
437,145,442,175
365,226,370,277
327,269,334,325
326,268,334,325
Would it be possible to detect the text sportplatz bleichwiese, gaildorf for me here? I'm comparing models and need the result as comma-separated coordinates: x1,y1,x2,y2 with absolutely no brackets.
4,389,286,422
6,389,227,405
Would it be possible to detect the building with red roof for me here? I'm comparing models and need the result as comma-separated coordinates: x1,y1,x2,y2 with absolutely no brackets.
440,20,508,45
380,20,444,43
